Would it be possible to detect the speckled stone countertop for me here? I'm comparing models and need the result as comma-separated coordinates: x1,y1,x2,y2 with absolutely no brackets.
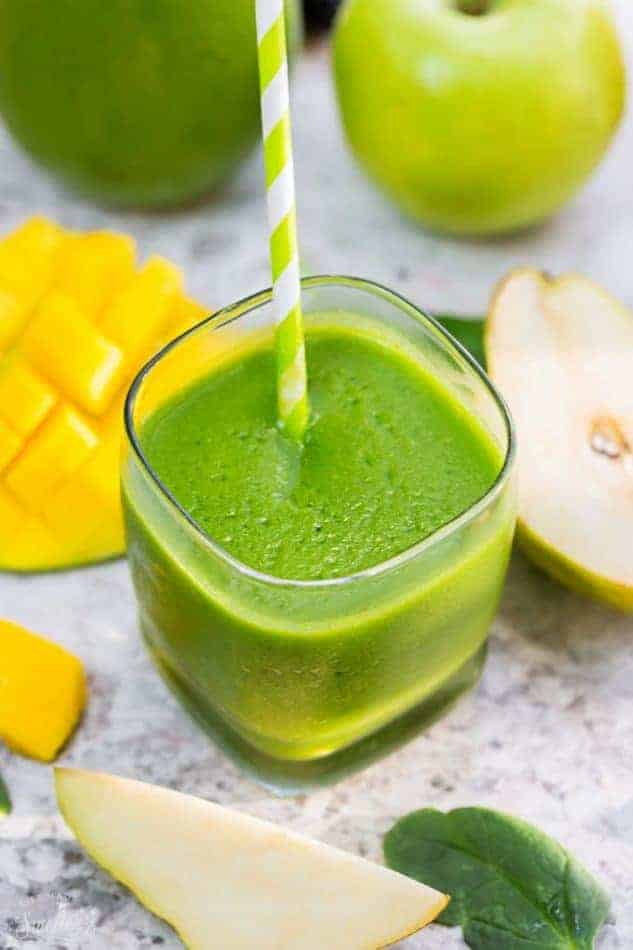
1,7,633,947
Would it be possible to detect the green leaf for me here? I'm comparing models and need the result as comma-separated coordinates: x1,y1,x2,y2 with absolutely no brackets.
0,770,11,817
435,315,486,369
384,807,610,950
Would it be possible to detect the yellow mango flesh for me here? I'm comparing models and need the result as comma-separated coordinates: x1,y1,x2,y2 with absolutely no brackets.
0,619,87,761
0,217,208,571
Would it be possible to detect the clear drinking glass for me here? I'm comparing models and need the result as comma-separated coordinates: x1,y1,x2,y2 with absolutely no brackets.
122,277,516,792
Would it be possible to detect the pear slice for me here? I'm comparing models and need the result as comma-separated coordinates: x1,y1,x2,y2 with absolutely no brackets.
55,768,448,949
487,269,633,611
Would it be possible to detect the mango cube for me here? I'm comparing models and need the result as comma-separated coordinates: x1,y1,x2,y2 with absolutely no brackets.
21,293,125,416
99,256,183,368
0,217,209,571
0,358,57,436
6,406,98,512
0,620,87,762
53,231,136,315
0,217,66,307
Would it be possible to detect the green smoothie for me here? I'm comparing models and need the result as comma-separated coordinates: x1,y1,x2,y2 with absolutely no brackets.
123,313,515,783
141,324,499,580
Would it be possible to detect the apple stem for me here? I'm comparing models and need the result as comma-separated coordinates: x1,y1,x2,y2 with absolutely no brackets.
456,0,489,14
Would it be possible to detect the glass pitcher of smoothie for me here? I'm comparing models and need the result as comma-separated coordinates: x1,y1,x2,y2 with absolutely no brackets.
122,277,516,791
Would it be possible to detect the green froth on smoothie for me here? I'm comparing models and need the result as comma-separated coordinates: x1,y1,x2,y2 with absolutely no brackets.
140,321,502,581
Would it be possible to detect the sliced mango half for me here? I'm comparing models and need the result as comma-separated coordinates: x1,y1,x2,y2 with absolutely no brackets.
0,217,207,571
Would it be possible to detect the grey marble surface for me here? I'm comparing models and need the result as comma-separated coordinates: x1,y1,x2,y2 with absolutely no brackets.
1,6,633,948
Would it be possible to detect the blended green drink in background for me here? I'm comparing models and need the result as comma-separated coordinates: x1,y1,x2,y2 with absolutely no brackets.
123,278,516,790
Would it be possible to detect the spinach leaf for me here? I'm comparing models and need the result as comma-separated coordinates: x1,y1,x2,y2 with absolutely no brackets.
0,770,10,816
384,807,610,949
435,315,486,369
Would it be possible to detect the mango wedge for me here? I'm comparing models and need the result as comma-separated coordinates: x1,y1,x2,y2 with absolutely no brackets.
0,217,207,571
0,619,86,761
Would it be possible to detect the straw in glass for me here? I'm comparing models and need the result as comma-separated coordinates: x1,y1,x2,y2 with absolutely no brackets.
256,0,310,442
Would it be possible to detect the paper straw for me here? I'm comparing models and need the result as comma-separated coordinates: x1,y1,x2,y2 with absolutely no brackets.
256,0,310,442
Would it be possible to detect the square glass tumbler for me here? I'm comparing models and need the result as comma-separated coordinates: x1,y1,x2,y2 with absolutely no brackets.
122,277,516,792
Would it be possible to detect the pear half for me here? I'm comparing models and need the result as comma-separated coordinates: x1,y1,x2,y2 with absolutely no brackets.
487,269,633,611
55,768,448,949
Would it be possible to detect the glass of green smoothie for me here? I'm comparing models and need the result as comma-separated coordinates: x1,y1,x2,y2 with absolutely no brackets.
122,276,516,792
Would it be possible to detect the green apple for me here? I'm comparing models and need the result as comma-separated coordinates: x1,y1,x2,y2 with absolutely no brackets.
486,268,633,612
55,768,448,949
333,0,625,235
0,0,301,208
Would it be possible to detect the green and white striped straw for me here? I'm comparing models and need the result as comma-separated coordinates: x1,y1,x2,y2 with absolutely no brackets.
256,0,310,442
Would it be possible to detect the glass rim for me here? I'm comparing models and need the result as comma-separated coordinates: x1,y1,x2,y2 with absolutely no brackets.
124,274,516,590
